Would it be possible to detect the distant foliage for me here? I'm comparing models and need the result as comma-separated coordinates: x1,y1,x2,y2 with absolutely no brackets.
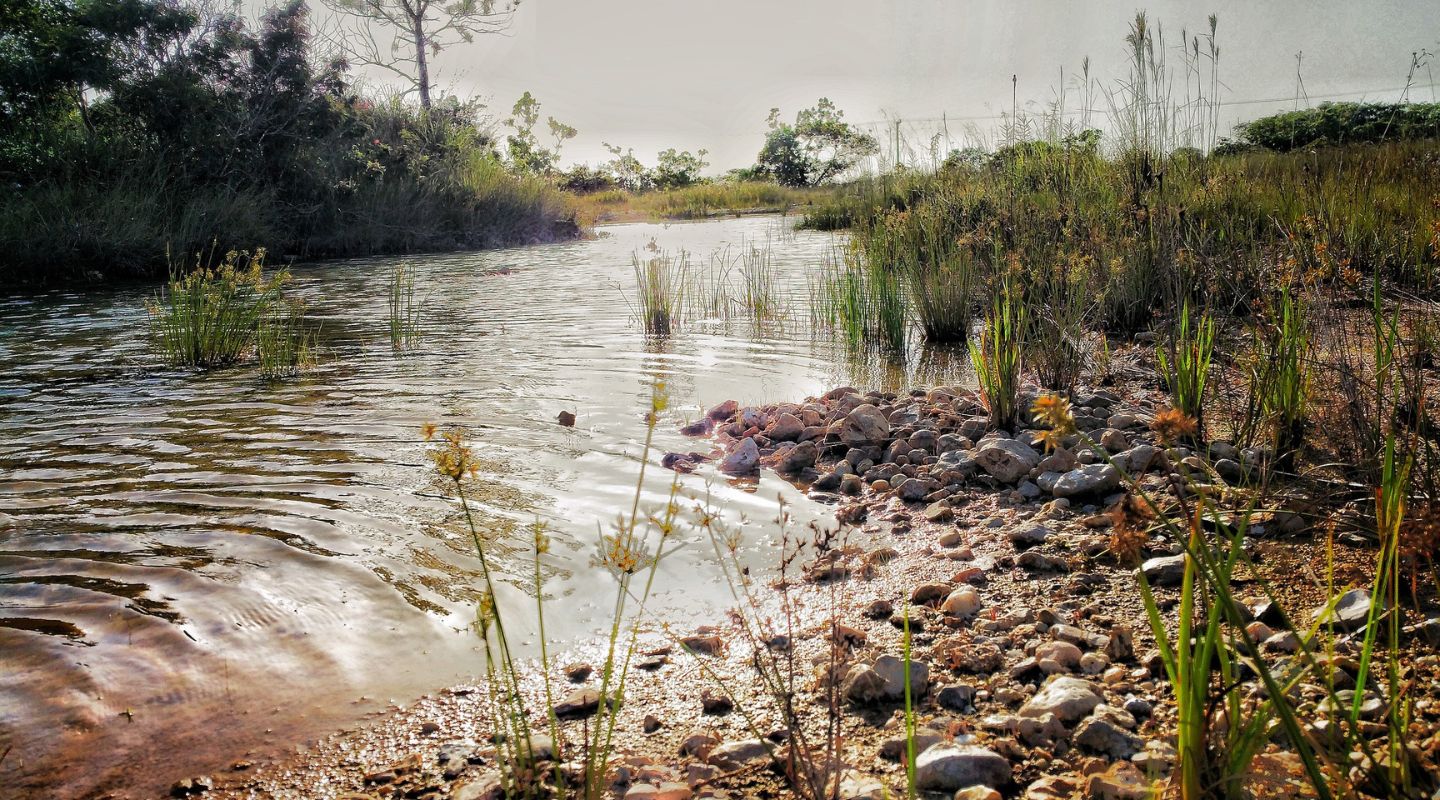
0,0,577,285
1234,102,1440,152
756,98,879,187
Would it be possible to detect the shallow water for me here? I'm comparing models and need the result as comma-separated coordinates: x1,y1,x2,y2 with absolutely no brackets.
0,215,968,798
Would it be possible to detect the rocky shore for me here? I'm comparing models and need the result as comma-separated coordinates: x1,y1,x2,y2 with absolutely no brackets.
197,383,1440,800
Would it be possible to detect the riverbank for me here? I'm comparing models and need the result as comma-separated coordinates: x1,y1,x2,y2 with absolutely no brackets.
195,360,1440,799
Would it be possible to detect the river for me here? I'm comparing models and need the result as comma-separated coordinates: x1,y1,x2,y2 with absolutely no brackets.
0,215,967,798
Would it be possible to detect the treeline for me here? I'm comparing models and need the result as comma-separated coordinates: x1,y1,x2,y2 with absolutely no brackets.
1224,101,1440,153
0,0,577,286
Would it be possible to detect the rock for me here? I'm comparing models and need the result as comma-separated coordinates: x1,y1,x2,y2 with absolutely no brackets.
937,683,976,711
841,664,889,705
1035,641,1083,670
941,587,982,618
707,739,772,770
1099,429,1128,452
707,399,740,421
1411,617,1440,647
452,773,504,800
718,438,760,475
170,776,213,797
1026,775,1081,800
700,690,733,715
643,714,662,733
1008,524,1051,547
625,783,692,800
1020,676,1103,723
836,771,889,800
914,745,1012,792
680,635,724,655
879,727,944,760
865,598,895,619
1141,555,1185,586
776,440,819,473
563,662,594,682
557,411,576,427
1051,464,1121,498
1075,714,1143,758
768,412,804,441
841,404,891,447
911,582,951,605
1214,458,1244,483
954,786,1002,800
975,439,1042,483
872,654,929,699
1085,762,1151,800
1314,588,1373,631
679,418,713,437
554,688,602,719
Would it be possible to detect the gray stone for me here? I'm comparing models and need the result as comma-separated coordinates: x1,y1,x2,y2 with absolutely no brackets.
1020,676,1103,722
1314,588,1373,631
1008,524,1051,547
1141,555,1186,586
1075,714,1143,758
976,438,1041,483
1051,464,1121,498
914,744,1011,792
841,404,891,447
768,412,804,442
706,739,772,770
872,654,929,700
776,440,819,473
718,438,760,475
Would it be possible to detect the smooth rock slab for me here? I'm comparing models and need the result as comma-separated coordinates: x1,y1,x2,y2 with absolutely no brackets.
1020,676,1103,722
1050,463,1120,498
914,744,1011,792
975,438,1041,483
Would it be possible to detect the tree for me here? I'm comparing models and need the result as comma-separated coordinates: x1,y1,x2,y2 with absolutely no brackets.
322,0,515,109
652,147,708,189
503,90,575,175
755,98,878,187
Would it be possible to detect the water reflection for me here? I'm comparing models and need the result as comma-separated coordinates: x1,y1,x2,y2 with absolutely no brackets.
0,215,971,798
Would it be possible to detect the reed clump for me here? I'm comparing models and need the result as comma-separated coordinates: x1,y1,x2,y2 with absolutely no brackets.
631,249,690,335
148,247,314,376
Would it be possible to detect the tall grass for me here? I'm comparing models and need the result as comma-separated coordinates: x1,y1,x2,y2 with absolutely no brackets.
970,280,1025,431
421,383,676,798
1156,301,1216,431
257,298,317,380
148,248,288,368
631,249,689,335
388,263,422,351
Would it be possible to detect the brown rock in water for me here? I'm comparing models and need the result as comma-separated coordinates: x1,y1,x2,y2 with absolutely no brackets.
557,410,576,427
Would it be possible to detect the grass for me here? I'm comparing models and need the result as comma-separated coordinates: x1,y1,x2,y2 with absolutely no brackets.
630,249,690,335
970,279,1025,432
388,263,422,351
422,383,677,798
1156,301,1216,432
148,248,288,368
573,181,830,224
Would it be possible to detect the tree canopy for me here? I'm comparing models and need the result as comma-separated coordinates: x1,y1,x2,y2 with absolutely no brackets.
755,98,878,187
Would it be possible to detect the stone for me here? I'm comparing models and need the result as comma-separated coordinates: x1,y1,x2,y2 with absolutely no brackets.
841,404,891,447
718,438,760,475
841,665,889,705
837,771,889,800
1075,714,1143,758
937,683,976,711
1020,676,1103,723
975,438,1042,483
954,787,1002,800
557,411,577,427
700,690,732,715
554,688,601,719
706,739,772,770
768,412,804,441
879,727,944,761
1051,464,1121,498
872,654,929,700
707,399,739,421
452,773,504,800
1314,588,1373,631
925,501,955,521
625,783,692,800
776,440,819,473
1008,524,1051,547
1017,551,1069,572
896,477,933,501
1141,555,1186,586
941,587,982,618
679,731,721,758
1085,762,1151,800
914,745,1012,792
680,634,723,655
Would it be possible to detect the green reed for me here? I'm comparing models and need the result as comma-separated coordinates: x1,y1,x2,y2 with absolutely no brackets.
388,263,422,350
971,280,1025,431
149,247,289,368
1156,300,1215,430
257,298,317,380
631,249,689,335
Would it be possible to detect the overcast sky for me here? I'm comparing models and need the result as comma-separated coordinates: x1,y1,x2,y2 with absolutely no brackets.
319,0,1438,172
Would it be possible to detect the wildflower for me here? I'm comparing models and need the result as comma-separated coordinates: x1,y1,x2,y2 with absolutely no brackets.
421,422,438,441
427,427,480,481
475,590,496,640
1031,393,1077,452
592,528,654,576
1108,493,1154,563
1150,406,1198,446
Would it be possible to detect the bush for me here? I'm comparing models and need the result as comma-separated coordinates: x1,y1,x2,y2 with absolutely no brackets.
1235,102,1440,151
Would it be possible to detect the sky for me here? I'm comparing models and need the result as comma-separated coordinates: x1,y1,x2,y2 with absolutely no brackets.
315,0,1439,172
